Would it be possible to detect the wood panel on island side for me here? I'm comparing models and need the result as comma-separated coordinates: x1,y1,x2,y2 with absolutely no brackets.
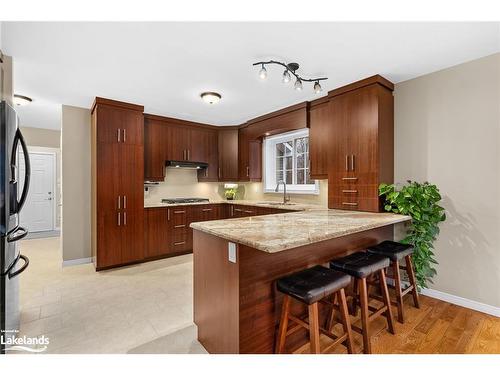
193,225,395,354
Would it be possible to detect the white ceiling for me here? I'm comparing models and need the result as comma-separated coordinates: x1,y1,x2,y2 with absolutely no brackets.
2,22,500,130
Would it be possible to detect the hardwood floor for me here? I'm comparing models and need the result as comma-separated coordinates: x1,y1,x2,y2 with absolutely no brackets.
294,294,500,354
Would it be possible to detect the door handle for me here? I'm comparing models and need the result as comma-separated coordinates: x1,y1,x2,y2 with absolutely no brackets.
167,209,171,221
187,150,190,160
118,196,121,209
8,254,29,279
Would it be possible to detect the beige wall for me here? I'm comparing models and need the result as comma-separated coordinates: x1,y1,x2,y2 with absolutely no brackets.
394,53,500,307
61,105,91,262
144,168,328,207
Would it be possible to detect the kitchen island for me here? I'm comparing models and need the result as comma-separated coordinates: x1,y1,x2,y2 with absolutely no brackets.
190,208,410,354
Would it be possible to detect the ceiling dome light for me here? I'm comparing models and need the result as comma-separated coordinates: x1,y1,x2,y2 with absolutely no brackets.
200,92,222,105
258,64,267,79
313,81,322,94
13,94,33,106
294,78,303,91
282,70,291,83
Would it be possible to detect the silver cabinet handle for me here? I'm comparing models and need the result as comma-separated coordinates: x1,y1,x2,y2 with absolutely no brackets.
123,212,127,226
246,166,249,177
174,224,185,228
123,129,126,142
342,177,358,181
187,149,190,160
342,190,358,193
173,241,186,246
167,209,171,221
351,154,355,171
173,210,186,214
342,202,358,206
230,205,234,216
345,155,349,171
123,195,126,209
218,167,221,179
118,196,121,209
234,208,243,212
117,128,121,143
205,168,208,177
117,212,121,226
202,208,212,212
244,210,253,214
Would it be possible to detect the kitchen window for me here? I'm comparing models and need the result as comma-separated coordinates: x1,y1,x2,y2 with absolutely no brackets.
263,129,319,194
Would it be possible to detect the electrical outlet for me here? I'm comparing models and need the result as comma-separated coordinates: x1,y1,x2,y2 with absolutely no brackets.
228,242,237,263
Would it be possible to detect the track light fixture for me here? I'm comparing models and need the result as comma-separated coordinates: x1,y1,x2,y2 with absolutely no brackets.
253,60,327,93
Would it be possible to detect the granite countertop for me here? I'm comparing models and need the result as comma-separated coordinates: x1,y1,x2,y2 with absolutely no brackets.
144,200,321,211
190,209,411,253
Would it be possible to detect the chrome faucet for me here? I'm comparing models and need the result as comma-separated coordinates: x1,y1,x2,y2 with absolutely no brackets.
275,180,290,204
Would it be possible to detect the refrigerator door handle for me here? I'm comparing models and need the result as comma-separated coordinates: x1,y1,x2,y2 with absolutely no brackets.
11,128,31,213
7,226,28,243
8,254,29,279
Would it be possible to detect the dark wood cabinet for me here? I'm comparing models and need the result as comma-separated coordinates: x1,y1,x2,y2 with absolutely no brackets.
144,118,165,181
308,99,330,179
92,97,145,270
144,208,170,258
195,128,219,182
238,128,262,181
217,128,239,181
327,76,394,212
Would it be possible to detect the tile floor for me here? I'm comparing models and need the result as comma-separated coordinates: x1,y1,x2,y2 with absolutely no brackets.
17,237,207,354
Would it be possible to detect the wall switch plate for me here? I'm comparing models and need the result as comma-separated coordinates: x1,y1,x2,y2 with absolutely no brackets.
228,242,237,263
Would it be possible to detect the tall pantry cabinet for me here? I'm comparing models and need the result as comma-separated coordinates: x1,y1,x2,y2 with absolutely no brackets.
91,97,145,270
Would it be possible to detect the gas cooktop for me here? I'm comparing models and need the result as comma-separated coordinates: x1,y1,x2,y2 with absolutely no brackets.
161,198,210,204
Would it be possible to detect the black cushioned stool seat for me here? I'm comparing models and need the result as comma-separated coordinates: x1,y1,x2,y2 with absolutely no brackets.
275,265,354,354
367,240,414,261
277,265,352,305
330,252,390,279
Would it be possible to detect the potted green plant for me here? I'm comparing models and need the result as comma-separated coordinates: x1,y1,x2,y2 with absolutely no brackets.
223,183,238,200
379,181,446,289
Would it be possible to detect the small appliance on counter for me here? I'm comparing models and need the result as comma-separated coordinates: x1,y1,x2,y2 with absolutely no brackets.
1,101,31,354
161,198,210,204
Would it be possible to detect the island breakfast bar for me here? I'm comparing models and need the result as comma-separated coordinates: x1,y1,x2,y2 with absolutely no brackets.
191,209,411,354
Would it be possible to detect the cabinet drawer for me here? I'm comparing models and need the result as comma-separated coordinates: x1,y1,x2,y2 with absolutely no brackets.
329,185,379,199
329,196,381,212
169,208,188,226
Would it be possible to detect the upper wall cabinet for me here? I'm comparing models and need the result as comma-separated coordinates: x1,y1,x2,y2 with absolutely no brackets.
238,127,262,182
308,98,330,179
217,128,239,181
144,117,166,181
327,75,394,212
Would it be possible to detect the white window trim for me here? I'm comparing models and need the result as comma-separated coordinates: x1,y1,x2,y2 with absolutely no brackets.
263,129,319,195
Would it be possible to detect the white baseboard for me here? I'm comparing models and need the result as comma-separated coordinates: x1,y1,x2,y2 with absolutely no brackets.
421,288,500,317
62,257,93,267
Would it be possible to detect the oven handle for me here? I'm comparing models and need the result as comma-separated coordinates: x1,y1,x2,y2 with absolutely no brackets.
7,226,28,243
8,254,29,279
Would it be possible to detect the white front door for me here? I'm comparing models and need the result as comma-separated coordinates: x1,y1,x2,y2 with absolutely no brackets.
19,152,55,232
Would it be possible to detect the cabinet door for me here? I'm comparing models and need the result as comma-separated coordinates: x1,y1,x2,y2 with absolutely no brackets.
96,143,122,268
120,108,143,145
238,129,249,181
248,140,262,181
120,144,144,263
166,125,189,161
96,105,123,144
309,101,330,179
218,129,239,181
197,129,219,182
144,208,170,258
144,119,165,181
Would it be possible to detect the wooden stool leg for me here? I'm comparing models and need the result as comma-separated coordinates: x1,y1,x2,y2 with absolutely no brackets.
358,277,371,354
276,295,291,353
405,255,420,308
338,288,354,354
393,259,405,323
379,269,396,334
350,278,359,316
327,292,337,331
308,302,321,354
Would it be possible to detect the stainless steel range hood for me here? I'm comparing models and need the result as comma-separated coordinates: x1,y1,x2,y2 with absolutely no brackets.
166,160,208,169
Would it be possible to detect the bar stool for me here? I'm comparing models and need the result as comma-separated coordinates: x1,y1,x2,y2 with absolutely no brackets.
367,241,420,323
330,252,395,354
275,265,354,354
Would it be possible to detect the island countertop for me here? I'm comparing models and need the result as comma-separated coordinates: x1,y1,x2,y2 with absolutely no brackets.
190,209,410,253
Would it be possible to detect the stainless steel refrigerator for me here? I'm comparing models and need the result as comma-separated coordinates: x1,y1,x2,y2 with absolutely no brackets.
0,101,31,354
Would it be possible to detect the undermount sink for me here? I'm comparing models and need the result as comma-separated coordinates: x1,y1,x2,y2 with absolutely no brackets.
258,202,297,206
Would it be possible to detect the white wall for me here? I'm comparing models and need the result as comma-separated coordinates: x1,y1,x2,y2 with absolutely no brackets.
394,53,500,308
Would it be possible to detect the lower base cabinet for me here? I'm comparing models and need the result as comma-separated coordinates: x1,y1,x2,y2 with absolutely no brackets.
143,203,292,260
